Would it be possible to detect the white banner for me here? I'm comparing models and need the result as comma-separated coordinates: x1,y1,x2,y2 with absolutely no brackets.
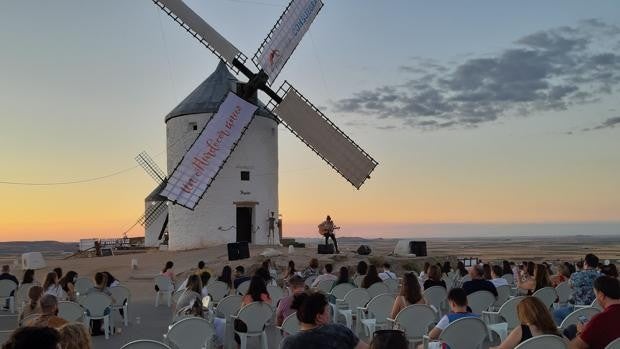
257,0,323,83
160,92,258,209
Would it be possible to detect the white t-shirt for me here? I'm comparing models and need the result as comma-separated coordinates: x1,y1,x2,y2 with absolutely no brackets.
379,271,397,280
311,273,338,287
491,278,509,288
45,284,67,301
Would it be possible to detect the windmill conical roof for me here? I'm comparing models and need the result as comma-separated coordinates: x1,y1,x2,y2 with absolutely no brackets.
165,60,276,122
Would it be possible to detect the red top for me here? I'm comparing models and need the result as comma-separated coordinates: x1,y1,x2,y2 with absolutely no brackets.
580,304,620,349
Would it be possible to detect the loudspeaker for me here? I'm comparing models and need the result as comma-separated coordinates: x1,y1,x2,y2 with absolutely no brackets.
409,241,427,257
357,245,372,255
317,244,335,254
227,242,250,261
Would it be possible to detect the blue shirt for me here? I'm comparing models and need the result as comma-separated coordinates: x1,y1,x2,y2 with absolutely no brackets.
570,269,600,305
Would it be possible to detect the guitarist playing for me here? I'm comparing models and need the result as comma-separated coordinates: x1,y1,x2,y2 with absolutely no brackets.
318,215,340,254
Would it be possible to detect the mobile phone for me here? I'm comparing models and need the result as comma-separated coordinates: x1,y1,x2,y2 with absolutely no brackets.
578,315,588,324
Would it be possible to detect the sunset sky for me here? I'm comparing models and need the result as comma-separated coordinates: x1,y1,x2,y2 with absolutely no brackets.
1,0,619,242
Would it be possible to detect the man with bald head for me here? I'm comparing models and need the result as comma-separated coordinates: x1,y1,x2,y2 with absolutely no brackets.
25,294,68,329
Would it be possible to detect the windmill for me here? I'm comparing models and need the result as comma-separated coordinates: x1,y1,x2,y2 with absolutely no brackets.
150,0,378,250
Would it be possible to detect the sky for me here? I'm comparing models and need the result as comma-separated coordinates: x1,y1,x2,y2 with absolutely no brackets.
1,0,619,242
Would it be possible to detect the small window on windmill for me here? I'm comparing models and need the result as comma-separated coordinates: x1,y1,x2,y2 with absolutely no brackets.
189,122,198,131
240,171,250,181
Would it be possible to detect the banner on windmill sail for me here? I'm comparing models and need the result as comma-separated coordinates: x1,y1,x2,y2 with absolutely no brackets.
273,85,378,189
160,92,258,209
256,0,323,83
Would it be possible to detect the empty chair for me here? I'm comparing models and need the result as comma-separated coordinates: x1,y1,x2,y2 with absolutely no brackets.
483,296,525,341
165,317,214,349
110,285,131,327
358,293,395,336
74,277,94,295
367,282,389,299
154,275,174,307
267,285,285,308
424,286,448,316
330,283,356,301
389,304,436,346
57,301,84,322
236,280,250,296
559,307,601,330
82,292,113,339
231,302,273,349
121,339,171,349
502,274,515,286
384,278,400,294
336,288,370,331
555,282,571,307
493,285,512,310
0,280,17,314
533,287,558,309
209,281,230,303
514,334,568,349
605,338,620,349
467,290,496,313
423,317,488,349
316,280,335,294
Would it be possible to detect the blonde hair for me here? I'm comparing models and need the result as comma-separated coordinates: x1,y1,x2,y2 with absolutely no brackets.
516,297,560,335
59,323,92,349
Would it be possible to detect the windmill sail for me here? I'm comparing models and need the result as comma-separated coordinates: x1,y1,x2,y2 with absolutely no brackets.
272,83,377,189
153,0,244,68
254,0,323,83
160,92,258,209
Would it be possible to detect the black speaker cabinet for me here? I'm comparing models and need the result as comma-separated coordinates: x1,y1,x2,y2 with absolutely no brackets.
409,241,427,257
227,242,250,261
317,244,335,254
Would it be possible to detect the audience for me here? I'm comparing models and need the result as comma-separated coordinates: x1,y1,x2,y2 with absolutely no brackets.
0,265,19,309
491,296,561,349
42,271,67,301
199,271,211,298
390,272,426,319
24,294,68,329
490,265,509,288
102,272,120,288
419,262,431,280
311,264,338,287
85,272,113,298
378,263,397,281
217,266,233,289
425,288,479,342
233,266,251,290
280,291,368,349
334,266,354,287
59,271,78,301
361,265,383,289
482,264,493,280
517,264,552,295
195,260,213,276
354,261,368,287
567,276,620,349
53,268,63,281
242,275,271,306
176,274,202,310
277,275,305,326
20,269,35,285
442,262,453,276
58,323,92,349
256,267,278,287
554,253,601,324
369,330,408,349
502,261,512,276
462,265,498,297
423,265,446,290
600,264,618,278
453,261,469,288
302,258,320,280
18,285,43,324
282,260,300,281
1,326,60,349
161,261,175,287
551,263,572,287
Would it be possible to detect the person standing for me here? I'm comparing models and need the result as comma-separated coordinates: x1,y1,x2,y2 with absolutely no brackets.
267,212,276,244
318,215,340,254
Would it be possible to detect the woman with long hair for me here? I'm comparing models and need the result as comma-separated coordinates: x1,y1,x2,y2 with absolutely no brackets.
161,261,175,286
502,260,513,276
423,265,446,290
491,296,561,349
453,261,469,288
420,262,431,280
21,269,36,285
482,264,493,280
176,274,202,310
442,261,452,275
217,265,233,289
283,260,298,279
390,273,425,319
361,265,382,289
336,266,351,286
59,271,78,301
42,271,67,301
517,264,552,295
243,275,271,305
18,285,43,323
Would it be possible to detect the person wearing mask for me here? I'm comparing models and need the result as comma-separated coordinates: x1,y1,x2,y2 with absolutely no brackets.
24,294,68,329
390,273,426,319
568,276,620,349
462,265,498,297
311,264,338,288
491,296,561,349
42,271,67,301
277,275,305,326
554,253,601,324
281,291,368,349
426,288,479,341
379,263,397,281
423,265,447,290
361,265,383,289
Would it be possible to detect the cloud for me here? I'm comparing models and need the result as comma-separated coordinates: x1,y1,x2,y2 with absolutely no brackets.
582,116,620,132
333,19,620,130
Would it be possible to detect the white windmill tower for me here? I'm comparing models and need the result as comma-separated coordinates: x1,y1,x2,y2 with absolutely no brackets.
146,0,378,251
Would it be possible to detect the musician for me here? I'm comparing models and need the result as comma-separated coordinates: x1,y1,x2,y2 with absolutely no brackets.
318,215,340,254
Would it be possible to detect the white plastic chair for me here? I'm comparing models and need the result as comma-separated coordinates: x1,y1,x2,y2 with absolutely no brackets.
502,274,515,286
514,334,568,349
267,285,285,308
605,337,620,349
82,292,113,339
358,293,395,337
110,285,130,326
423,286,448,316
316,279,335,294
57,301,84,322
336,288,370,331
208,280,230,303
384,279,400,294
554,282,571,306
330,283,356,300
389,304,436,346
236,280,250,296
483,296,525,341
0,280,17,314
467,290,496,313
533,287,558,309
304,276,317,288
154,275,174,307
74,277,94,295
231,302,273,349
559,307,601,330
367,282,389,299
215,295,242,349
423,317,488,349
165,316,214,349
276,312,300,344
121,339,171,349
14,284,34,313
493,285,512,309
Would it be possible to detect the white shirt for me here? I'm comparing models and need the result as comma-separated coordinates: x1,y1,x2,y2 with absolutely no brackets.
311,273,338,287
491,278,509,288
379,271,397,280
45,284,67,301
